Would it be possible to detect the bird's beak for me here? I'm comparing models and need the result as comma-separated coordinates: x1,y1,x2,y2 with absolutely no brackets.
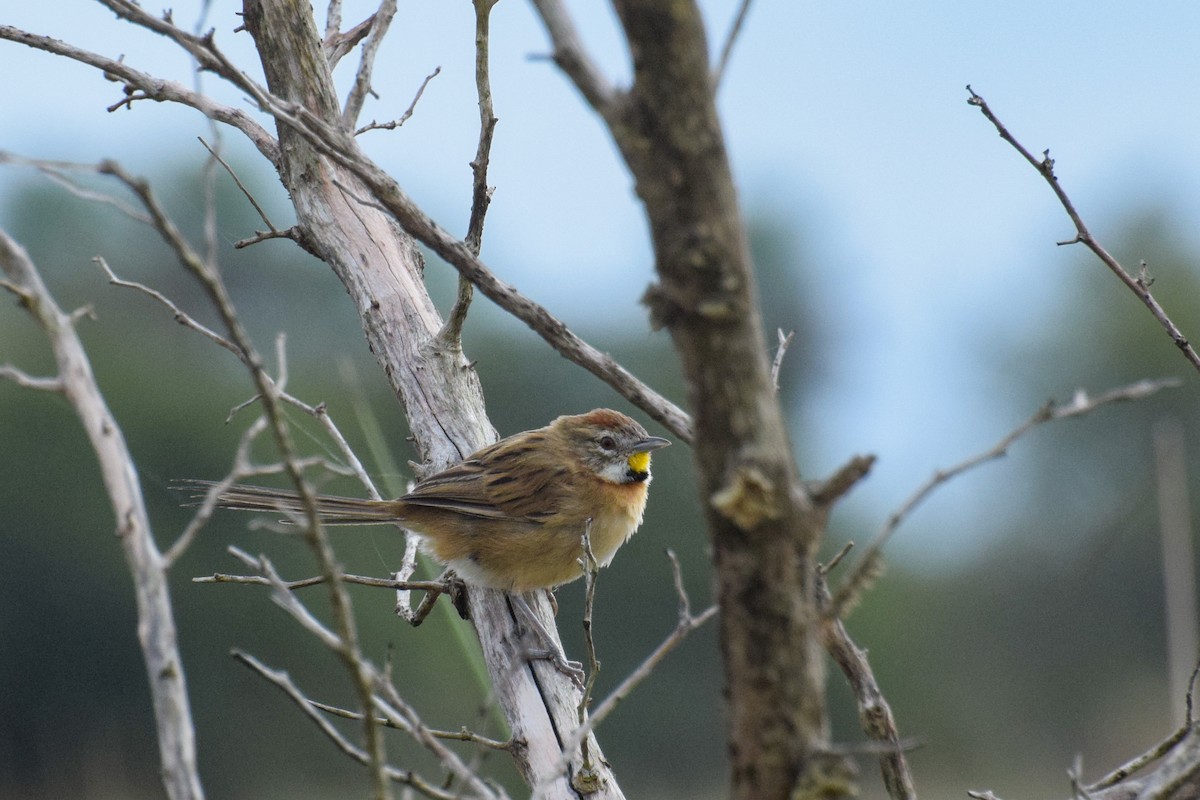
634,436,671,453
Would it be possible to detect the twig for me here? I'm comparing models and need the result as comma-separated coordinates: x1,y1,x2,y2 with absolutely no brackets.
818,574,915,800
527,0,618,115
770,328,795,391
831,378,1181,618
440,0,499,345
0,229,205,800
1084,661,1200,791
574,524,602,793
809,454,876,507
355,66,441,135
819,542,855,576
0,24,279,165
324,12,374,69
194,570,449,593
714,0,754,88
231,651,471,800
309,701,513,750
535,550,718,797
93,256,244,360
0,364,65,392
342,0,396,127
234,227,301,249
197,136,279,234
0,152,152,223
1068,754,1092,800
234,550,505,799
967,86,1200,375
98,160,392,798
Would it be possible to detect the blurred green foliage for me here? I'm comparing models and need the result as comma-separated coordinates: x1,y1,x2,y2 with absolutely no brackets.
1,161,1198,800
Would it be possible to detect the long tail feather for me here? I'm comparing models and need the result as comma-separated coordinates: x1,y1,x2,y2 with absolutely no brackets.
175,479,399,525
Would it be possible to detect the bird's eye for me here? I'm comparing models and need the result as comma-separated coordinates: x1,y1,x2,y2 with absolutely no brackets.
599,435,616,451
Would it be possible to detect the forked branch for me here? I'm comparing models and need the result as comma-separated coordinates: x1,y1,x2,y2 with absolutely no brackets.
967,86,1200,374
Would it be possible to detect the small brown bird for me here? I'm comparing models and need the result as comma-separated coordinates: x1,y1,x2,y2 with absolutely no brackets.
188,409,670,593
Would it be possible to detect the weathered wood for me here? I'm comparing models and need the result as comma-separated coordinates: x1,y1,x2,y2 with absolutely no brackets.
240,2,620,795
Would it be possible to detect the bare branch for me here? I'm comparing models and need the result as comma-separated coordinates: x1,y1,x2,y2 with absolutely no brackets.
97,161,393,798
324,12,375,69
818,576,914,800
309,700,514,750
0,152,152,223
0,229,205,800
342,2,397,126
233,227,303,249
574,525,603,793
535,550,718,797
809,454,876,508
1085,662,1200,792
527,0,619,114
196,137,280,234
440,0,500,345
232,651,476,800
0,364,65,392
355,66,442,135
194,569,448,594
25,2,685,442
714,0,754,89
93,256,244,360
0,25,279,165
770,328,795,391
967,86,1200,374
327,173,692,441
832,378,1183,618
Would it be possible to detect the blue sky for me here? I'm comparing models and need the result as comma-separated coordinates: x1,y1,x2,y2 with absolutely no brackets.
4,1,1200,561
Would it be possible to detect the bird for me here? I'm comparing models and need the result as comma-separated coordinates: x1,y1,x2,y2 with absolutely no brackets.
182,408,670,680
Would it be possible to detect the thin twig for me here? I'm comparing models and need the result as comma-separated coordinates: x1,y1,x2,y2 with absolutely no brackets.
324,12,374,69
714,0,754,89
0,229,205,800
355,66,441,135
99,160,392,797
93,256,244,360
342,0,396,126
440,0,499,345
309,701,513,750
535,550,718,797
527,0,618,114
831,378,1182,618
234,227,301,249
967,86,1200,374
0,24,279,165
0,364,65,392
1085,660,1200,791
231,651,470,800
234,551,505,799
0,152,152,223
194,571,448,593
574,524,602,792
819,573,915,800
770,328,795,391
197,136,279,234
809,454,876,507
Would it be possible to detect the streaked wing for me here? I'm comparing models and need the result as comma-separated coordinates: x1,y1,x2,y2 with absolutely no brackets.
401,433,567,522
